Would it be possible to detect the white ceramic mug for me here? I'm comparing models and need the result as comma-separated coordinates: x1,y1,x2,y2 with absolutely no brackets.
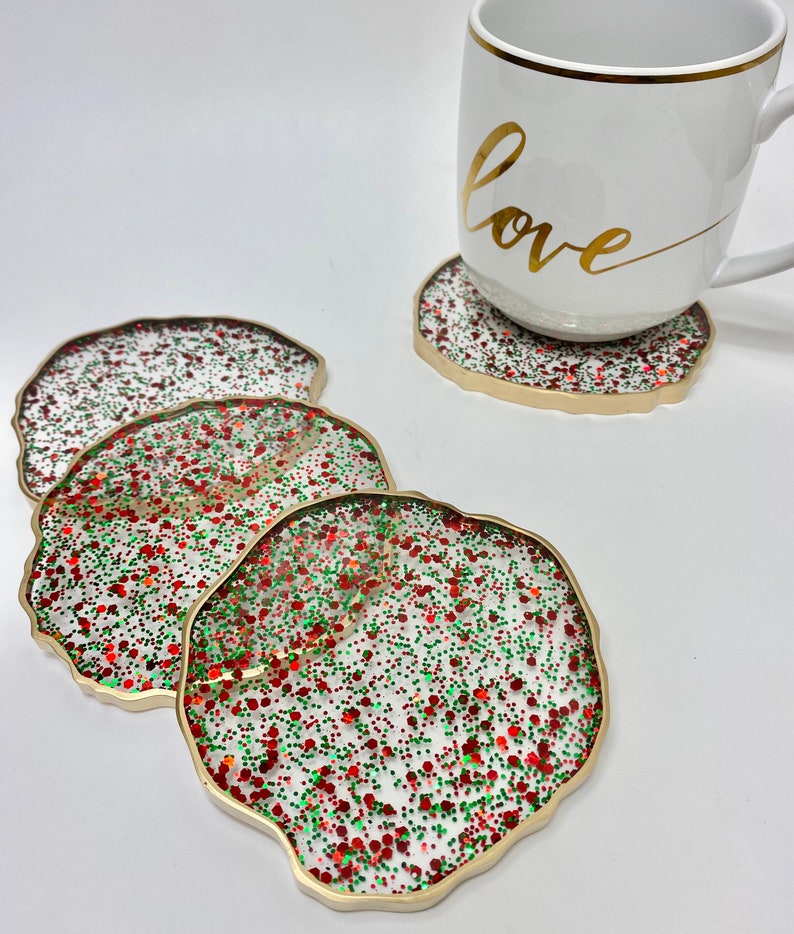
457,0,794,340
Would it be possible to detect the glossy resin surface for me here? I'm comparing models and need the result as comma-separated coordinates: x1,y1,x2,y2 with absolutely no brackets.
16,317,325,498
22,398,392,707
415,257,713,413
179,491,607,909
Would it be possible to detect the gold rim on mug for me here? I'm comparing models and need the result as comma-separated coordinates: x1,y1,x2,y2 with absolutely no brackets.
467,0,787,84
468,21,785,83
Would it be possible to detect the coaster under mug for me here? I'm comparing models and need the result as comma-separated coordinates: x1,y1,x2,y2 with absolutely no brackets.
414,256,714,415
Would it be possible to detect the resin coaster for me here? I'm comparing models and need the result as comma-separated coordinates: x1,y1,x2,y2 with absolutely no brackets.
178,491,607,911
14,317,326,499
21,398,393,710
414,256,714,414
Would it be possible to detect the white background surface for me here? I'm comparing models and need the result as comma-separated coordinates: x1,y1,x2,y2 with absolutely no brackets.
1,2,793,931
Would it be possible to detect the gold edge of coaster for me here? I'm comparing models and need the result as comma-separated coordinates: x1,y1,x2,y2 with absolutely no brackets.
18,530,176,710
413,255,716,415
19,396,397,711
13,315,328,502
175,489,609,911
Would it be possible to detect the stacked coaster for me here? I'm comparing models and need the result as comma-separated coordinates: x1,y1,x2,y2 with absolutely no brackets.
178,491,606,909
16,314,608,910
15,316,327,500
22,397,393,708
414,256,714,414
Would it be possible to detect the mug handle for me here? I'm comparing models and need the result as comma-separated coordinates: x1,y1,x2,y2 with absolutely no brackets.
710,83,794,288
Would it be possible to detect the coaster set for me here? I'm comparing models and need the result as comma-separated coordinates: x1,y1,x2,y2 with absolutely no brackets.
414,256,714,414
16,314,609,911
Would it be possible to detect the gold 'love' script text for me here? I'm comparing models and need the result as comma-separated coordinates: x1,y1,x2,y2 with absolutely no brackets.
462,122,733,275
